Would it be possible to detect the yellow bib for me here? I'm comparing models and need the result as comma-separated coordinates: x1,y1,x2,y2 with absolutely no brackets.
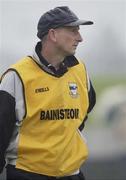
11,57,89,176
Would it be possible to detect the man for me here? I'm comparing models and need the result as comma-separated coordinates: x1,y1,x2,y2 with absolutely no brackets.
0,6,96,180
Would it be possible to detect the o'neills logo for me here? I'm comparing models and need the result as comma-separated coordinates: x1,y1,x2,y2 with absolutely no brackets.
40,108,79,120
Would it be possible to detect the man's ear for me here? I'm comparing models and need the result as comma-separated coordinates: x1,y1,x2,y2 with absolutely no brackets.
48,29,57,42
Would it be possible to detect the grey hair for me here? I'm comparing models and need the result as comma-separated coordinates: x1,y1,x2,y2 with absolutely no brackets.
41,34,48,45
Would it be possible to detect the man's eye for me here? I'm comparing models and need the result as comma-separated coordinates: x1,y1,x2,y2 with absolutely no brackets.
71,28,76,32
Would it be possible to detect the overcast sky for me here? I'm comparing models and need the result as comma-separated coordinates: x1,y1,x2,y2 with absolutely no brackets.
0,0,126,75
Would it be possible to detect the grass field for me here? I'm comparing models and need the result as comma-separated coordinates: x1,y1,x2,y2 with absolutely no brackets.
92,74,126,96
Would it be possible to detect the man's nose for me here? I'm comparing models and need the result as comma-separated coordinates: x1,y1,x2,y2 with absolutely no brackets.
77,32,83,42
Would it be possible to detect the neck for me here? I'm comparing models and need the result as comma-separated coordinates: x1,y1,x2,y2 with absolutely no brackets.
41,43,65,70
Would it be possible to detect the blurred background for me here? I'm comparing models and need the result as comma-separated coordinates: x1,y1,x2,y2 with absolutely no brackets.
0,0,126,179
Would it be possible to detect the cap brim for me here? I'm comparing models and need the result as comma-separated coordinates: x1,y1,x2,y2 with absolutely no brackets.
64,20,93,26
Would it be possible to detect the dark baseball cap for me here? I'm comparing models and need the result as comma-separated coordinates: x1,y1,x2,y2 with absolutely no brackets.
37,6,93,39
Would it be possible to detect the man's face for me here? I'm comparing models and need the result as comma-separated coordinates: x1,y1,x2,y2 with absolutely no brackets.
54,26,83,56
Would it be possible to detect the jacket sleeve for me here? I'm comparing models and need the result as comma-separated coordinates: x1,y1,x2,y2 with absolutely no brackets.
88,80,96,113
0,76,16,173
79,80,96,131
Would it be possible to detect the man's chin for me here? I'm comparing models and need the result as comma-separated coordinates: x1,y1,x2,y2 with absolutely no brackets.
67,50,76,56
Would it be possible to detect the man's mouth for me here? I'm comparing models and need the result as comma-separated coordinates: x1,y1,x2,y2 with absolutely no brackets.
73,44,78,49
